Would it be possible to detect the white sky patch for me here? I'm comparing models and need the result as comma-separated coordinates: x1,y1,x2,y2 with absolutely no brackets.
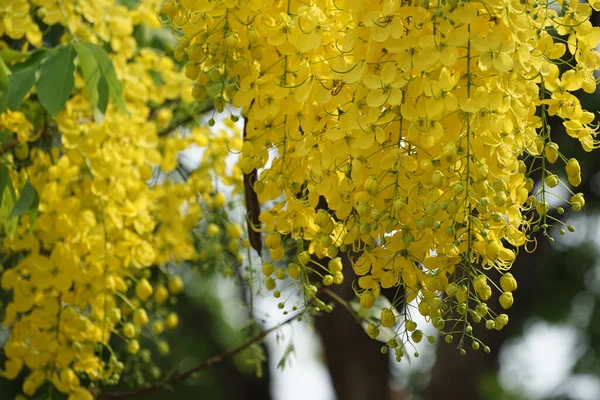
553,213,590,250
499,320,585,399
532,178,571,208
254,292,335,400
390,299,438,391
561,374,600,400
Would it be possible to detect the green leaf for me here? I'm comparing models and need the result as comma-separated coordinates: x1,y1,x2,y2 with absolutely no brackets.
118,0,139,9
74,42,105,122
80,42,128,115
96,75,109,122
0,164,9,201
148,70,164,86
28,187,39,228
6,50,47,110
10,180,39,221
0,57,10,114
0,48,32,64
37,44,76,116
0,170,17,239
0,130,12,144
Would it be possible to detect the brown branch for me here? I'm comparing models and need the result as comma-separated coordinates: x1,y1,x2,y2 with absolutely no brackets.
96,312,302,399
0,139,19,154
243,115,262,256
157,114,196,137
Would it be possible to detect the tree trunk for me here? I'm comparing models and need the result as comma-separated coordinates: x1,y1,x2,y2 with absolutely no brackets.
314,247,395,400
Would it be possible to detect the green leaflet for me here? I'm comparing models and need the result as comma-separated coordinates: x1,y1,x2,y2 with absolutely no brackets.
37,44,76,116
6,50,47,111
76,42,128,116
0,57,10,115
74,42,108,122
9,179,39,230
0,48,32,64
0,164,17,239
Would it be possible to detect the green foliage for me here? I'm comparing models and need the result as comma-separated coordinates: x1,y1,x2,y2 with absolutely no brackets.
74,42,126,121
0,58,9,114
0,164,17,238
77,42,128,115
0,48,31,64
6,50,46,111
74,41,107,122
9,179,39,228
36,44,77,116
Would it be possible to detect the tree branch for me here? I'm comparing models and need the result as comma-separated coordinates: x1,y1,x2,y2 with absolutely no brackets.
0,139,19,154
96,312,302,399
242,115,262,256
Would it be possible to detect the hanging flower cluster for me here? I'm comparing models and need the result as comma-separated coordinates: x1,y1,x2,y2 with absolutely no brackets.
165,0,600,355
0,0,245,398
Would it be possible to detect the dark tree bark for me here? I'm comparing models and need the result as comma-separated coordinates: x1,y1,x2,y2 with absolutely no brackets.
314,248,397,400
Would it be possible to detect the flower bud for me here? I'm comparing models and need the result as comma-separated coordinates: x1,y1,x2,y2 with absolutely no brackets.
476,163,489,180
136,279,153,302
152,320,165,335
168,276,184,295
265,277,276,291
322,275,334,286
411,330,423,343
328,257,343,273
364,176,379,195
315,209,330,227
265,232,281,249
418,301,430,316
566,158,581,177
495,313,509,328
262,262,275,276
380,308,395,328
154,285,169,305
445,283,458,296
287,263,301,279
475,303,488,317
127,340,140,354
473,275,487,292
545,142,559,163
14,143,28,160
571,193,585,212
298,251,311,265
535,201,549,215
123,323,136,339
478,285,492,300
275,268,286,280
431,170,445,188
393,198,406,212
333,271,344,285
133,309,149,327
165,313,179,329
360,292,376,309
545,174,559,188
499,292,514,309
207,223,220,236
494,192,507,207
366,323,379,339
500,273,518,292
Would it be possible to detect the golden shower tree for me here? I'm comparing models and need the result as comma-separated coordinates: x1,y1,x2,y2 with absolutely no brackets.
0,0,599,398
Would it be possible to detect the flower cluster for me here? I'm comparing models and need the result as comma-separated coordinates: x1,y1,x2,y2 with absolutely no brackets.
167,0,600,355
0,0,245,398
